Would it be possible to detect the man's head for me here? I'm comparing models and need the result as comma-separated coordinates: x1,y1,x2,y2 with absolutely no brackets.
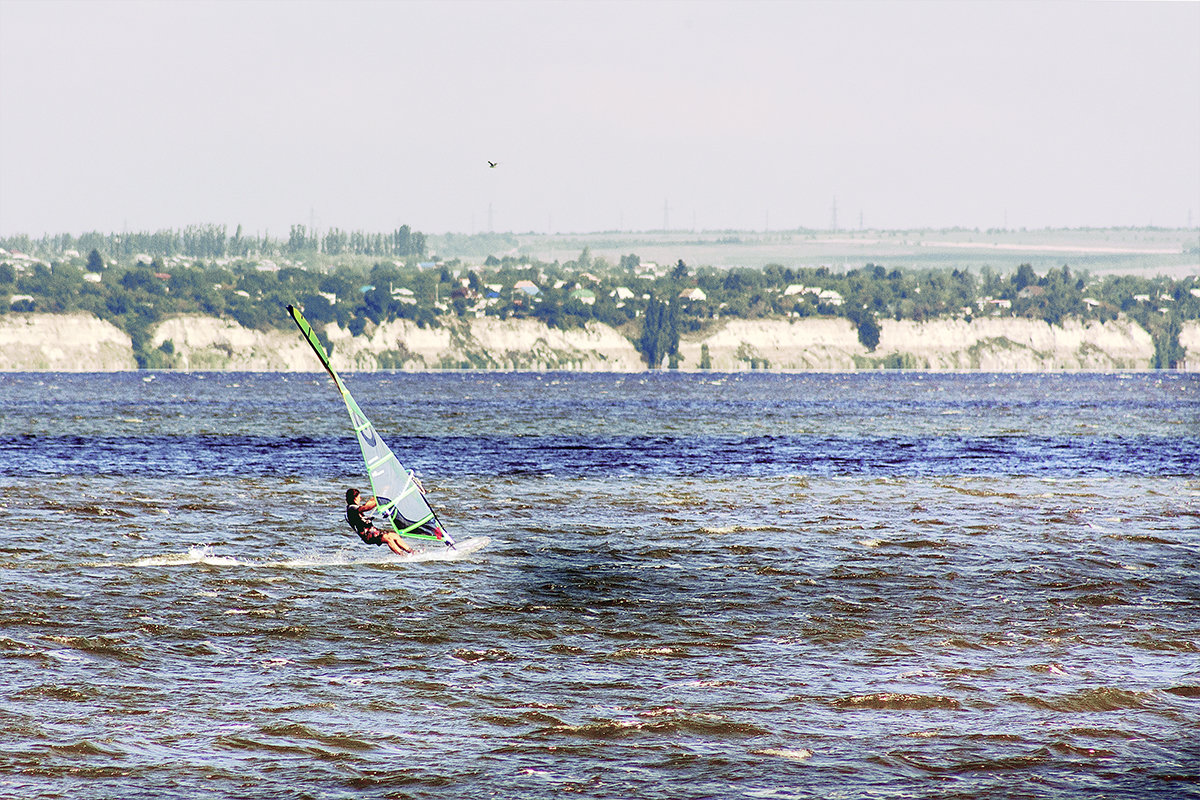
345,488,360,504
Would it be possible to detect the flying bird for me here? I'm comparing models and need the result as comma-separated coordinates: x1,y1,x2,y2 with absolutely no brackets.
488,161,499,168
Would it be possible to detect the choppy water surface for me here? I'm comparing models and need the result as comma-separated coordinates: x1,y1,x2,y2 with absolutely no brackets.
1,372,1197,799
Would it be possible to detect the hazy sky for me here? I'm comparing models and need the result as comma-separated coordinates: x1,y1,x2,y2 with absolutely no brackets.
2,0,1197,238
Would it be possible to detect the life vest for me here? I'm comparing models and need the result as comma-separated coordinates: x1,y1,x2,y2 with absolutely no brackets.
346,503,371,534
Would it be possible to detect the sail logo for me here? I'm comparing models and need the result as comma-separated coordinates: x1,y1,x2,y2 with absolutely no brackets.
351,406,378,446
360,424,377,447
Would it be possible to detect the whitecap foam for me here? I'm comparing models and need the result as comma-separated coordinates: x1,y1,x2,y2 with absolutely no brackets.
123,546,242,567
754,748,813,761
108,538,490,570
409,536,491,561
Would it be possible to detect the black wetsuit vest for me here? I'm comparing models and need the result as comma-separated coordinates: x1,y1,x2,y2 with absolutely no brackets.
346,503,370,534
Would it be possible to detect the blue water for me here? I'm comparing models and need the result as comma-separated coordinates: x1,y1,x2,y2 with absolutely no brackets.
1,371,1198,799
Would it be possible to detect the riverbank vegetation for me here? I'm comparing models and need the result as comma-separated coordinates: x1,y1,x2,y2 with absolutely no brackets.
2,226,1197,368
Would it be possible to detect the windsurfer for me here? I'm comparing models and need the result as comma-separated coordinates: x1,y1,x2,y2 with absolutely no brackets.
345,488,413,555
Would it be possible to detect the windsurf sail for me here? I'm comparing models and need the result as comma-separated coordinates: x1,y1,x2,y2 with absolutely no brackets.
287,305,455,548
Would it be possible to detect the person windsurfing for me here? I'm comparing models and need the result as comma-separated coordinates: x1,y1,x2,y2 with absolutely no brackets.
345,488,413,555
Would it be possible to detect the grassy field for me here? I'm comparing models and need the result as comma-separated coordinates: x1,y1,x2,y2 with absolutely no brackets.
506,228,1200,276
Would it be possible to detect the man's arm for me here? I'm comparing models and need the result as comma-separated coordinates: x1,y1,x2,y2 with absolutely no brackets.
360,496,378,512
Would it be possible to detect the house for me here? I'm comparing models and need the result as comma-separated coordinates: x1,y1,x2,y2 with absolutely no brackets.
612,287,634,300
679,287,707,301
818,289,843,306
569,288,597,305
514,279,540,296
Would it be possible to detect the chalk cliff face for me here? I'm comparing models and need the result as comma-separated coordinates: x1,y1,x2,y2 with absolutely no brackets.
0,312,137,370
679,318,863,370
874,317,1153,370
1180,322,1200,371
324,317,645,371
0,312,1192,371
678,317,1157,370
150,316,315,371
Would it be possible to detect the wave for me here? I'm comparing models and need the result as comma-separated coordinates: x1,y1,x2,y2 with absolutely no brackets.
543,710,769,740
832,693,963,710
9,431,1197,479
1014,687,1151,712
121,547,243,568
753,748,814,761
699,523,789,535
43,634,144,664
102,538,491,570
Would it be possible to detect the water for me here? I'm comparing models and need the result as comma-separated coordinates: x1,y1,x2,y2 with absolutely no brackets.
1,371,1197,799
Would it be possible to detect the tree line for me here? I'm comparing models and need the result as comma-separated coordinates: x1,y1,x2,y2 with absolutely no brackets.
0,223,427,261
1,240,1196,368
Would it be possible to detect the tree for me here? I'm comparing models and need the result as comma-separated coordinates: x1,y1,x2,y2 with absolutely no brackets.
287,225,308,253
393,225,412,255
575,247,592,270
87,249,105,272
298,293,335,324
120,267,165,295
855,312,881,352
637,296,679,368
1014,263,1036,291
323,228,348,256
1153,315,1185,369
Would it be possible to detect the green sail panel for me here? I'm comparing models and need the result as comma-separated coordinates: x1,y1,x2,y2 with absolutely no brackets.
288,305,454,546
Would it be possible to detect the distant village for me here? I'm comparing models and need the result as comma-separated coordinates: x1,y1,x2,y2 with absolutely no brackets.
2,225,1198,369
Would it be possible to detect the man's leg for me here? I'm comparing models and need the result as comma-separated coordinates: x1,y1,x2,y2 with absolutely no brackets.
382,531,413,555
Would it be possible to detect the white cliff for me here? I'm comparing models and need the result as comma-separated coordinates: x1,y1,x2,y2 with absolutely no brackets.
0,311,1192,372
679,318,864,370
150,315,316,370
678,316,1155,370
0,312,137,370
323,317,645,371
872,317,1153,370
1180,321,1200,371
